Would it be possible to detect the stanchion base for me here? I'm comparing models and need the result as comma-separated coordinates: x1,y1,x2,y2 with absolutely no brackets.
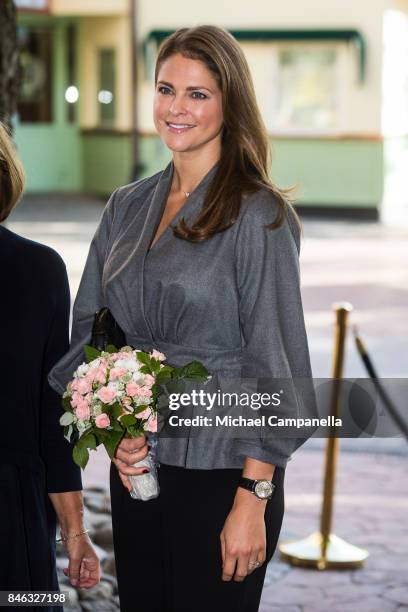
279,531,369,570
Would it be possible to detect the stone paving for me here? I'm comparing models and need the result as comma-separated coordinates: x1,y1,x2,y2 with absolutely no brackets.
260,448,408,612
6,195,408,611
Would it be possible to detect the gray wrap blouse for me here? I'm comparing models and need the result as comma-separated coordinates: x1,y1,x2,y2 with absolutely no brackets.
49,160,313,469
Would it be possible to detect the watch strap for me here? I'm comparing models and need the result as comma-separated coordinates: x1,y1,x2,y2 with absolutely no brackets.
238,477,275,499
239,477,257,493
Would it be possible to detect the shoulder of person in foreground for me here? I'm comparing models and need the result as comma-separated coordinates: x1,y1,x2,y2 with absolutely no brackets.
236,186,301,254
0,224,67,285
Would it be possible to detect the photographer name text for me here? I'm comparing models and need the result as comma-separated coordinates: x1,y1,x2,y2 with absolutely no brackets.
167,415,342,428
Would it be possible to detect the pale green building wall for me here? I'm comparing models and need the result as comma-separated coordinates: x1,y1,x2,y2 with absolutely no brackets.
271,139,384,207
82,133,133,194
15,16,83,192
138,135,384,209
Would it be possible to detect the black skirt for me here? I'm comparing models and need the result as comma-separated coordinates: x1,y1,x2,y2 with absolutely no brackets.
110,462,285,612
0,462,61,612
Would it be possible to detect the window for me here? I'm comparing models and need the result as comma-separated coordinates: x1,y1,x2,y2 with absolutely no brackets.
17,26,53,123
98,49,116,126
271,45,343,133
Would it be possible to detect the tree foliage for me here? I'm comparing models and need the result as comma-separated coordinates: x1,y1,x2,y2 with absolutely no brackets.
0,1,19,130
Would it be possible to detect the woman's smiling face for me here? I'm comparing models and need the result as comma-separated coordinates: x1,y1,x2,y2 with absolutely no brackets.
153,53,224,154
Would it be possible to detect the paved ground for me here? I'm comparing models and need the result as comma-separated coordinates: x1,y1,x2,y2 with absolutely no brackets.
260,449,408,612
6,195,408,611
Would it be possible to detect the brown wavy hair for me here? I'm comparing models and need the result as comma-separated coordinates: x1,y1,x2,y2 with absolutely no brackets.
155,25,300,241
0,122,25,223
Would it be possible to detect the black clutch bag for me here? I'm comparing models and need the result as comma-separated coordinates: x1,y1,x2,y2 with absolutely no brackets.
90,307,126,351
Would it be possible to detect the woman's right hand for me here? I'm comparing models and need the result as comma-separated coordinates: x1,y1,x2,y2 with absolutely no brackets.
113,435,149,492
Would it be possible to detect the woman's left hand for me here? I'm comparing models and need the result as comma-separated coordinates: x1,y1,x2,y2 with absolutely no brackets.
62,534,101,589
220,488,267,582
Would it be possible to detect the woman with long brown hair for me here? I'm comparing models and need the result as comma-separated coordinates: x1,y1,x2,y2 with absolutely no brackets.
0,123,100,606
49,25,312,612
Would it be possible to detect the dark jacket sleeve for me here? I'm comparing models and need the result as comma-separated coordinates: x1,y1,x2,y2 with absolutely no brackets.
40,256,82,493
232,191,315,468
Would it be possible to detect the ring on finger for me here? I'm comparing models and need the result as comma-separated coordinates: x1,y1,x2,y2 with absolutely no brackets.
248,560,261,569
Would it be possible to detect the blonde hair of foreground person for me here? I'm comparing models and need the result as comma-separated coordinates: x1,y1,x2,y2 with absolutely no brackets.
0,122,25,223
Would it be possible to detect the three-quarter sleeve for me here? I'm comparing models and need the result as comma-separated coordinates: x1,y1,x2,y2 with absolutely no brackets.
41,256,82,493
232,190,314,469
48,189,118,395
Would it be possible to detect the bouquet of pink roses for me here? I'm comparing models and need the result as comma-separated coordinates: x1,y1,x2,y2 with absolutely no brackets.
60,343,208,500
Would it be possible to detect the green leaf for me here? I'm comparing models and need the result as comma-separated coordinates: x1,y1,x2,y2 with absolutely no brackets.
106,344,119,353
84,345,102,363
121,414,137,428
127,424,145,437
111,419,124,432
111,402,124,420
136,351,151,367
103,429,124,459
139,365,151,375
60,411,74,426
73,444,89,469
77,432,97,451
150,359,161,375
93,428,109,444
62,396,71,411
179,361,209,380
155,365,174,383
133,404,149,415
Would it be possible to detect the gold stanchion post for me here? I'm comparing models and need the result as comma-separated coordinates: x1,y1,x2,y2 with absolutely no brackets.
279,302,369,569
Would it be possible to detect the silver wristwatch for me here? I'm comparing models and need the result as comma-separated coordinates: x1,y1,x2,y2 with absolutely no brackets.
238,477,275,500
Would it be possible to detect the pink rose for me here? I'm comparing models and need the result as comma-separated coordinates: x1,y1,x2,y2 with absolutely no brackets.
126,382,141,397
135,408,151,420
94,367,108,384
95,413,110,428
75,399,90,421
88,365,107,384
86,368,97,382
143,374,155,387
109,367,127,381
151,349,165,362
96,386,117,405
145,416,158,433
85,372,95,385
70,379,78,392
70,391,81,408
76,378,92,395
139,387,152,398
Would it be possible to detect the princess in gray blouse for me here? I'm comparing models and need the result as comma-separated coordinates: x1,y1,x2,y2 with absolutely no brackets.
49,24,313,612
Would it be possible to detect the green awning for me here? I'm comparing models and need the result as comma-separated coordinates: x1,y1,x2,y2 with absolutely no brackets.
144,28,366,81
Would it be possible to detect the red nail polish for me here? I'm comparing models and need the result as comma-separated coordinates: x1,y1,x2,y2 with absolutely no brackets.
142,469,149,473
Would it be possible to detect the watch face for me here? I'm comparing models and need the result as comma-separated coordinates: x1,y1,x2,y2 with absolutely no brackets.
254,480,273,499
